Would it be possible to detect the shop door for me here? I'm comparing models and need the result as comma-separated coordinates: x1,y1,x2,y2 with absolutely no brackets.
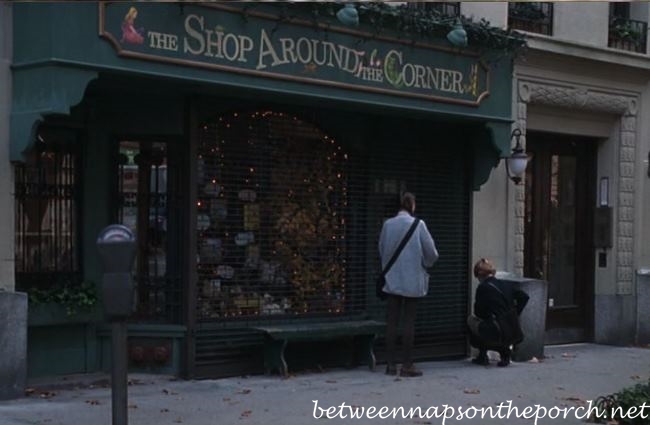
116,140,184,323
524,133,596,344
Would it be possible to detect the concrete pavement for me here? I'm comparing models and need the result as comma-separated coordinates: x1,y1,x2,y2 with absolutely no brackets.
1,343,649,425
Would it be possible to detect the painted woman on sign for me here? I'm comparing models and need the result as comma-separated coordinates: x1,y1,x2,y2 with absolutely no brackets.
121,7,145,45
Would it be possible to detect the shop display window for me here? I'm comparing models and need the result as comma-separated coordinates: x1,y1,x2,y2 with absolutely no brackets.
197,111,350,319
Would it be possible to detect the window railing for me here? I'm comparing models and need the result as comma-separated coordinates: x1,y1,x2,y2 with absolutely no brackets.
508,2,553,36
411,2,460,18
608,17,648,54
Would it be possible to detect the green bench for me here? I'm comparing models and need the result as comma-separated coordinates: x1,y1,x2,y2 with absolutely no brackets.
253,320,386,377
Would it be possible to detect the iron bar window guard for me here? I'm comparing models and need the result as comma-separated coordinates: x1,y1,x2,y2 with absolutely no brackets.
410,2,460,18
14,129,81,292
508,2,553,36
608,17,648,54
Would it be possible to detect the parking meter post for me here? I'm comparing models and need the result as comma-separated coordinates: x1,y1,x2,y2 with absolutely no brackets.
96,225,136,425
112,321,128,425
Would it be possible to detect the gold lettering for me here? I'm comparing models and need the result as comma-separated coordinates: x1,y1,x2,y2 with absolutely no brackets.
183,14,205,55
280,38,297,63
204,29,224,58
452,71,464,94
257,29,285,70
238,35,254,63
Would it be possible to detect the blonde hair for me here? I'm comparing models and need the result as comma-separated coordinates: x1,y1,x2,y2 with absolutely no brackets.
124,7,138,23
473,258,496,279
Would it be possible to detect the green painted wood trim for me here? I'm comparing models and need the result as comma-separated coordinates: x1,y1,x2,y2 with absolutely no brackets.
28,303,100,327
10,66,97,160
471,121,513,191
96,324,187,338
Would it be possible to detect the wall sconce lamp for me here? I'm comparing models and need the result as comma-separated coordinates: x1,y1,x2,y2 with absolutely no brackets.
447,18,468,48
337,4,359,27
506,129,528,185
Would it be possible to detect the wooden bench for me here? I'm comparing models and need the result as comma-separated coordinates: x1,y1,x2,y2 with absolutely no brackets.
252,320,385,377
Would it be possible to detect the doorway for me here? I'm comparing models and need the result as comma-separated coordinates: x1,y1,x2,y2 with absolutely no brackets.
524,132,596,344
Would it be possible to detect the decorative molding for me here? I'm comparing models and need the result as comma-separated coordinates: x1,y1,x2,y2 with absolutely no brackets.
515,79,637,295
518,81,637,116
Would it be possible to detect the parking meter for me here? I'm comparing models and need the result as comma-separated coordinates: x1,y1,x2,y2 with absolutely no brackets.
97,224,136,425
97,225,137,319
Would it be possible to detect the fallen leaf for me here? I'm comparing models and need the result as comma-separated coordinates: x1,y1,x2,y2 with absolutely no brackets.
631,375,642,380
174,418,183,423
163,388,179,395
325,380,337,384
464,389,480,394
240,410,252,418
160,408,170,413
237,389,252,394
85,400,101,405
223,397,231,402
556,386,565,390
128,404,138,409
40,391,57,399
561,352,576,358
562,396,586,406
24,388,36,396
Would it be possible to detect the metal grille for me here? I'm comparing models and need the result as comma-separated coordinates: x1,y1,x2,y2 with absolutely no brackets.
116,141,182,323
197,112,351,321
508,2,553,36
14,129,81,291
608,17,647,54
193,110,470,377
410,2,460,17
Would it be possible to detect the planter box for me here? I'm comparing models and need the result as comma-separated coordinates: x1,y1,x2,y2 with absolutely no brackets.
28,303,98,327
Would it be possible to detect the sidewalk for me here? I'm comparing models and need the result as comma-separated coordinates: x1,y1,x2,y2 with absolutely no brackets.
1,344,648,425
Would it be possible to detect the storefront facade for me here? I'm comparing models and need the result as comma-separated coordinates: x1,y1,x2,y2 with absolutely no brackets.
9,3,520,378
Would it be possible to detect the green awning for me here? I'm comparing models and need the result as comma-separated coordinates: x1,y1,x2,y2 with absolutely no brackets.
10,66,96,160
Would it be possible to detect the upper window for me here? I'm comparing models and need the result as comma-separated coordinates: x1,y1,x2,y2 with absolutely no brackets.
508,2,554,36
410,2,460,18
15,127,81,291
608,2,647,54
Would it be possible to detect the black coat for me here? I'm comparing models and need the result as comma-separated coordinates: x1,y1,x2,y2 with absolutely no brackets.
471,276,529,349
474,276,529,320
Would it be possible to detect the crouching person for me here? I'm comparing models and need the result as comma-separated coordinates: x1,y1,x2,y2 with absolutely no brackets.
467,259,529,367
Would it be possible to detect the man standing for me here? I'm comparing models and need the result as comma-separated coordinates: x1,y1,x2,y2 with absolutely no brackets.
378,192,439,377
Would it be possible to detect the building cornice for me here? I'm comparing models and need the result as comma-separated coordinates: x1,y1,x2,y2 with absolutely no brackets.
522,32,650,71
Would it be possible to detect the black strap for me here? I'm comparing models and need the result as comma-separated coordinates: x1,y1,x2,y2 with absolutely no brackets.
380,218,421,277
486,280,516,311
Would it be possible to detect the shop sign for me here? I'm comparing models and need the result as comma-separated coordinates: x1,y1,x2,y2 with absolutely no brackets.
100,3,490,106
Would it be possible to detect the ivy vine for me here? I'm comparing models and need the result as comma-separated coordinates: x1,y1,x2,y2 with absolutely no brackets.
293,2,527,60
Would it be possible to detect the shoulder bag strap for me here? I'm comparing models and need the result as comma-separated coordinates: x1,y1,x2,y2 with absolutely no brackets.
380,218,420,278
486,280,514,308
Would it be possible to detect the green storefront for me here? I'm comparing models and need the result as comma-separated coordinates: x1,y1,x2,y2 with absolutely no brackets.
11,3,522,378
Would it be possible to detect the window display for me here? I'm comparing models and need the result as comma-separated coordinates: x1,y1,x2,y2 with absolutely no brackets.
196,111,348,319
